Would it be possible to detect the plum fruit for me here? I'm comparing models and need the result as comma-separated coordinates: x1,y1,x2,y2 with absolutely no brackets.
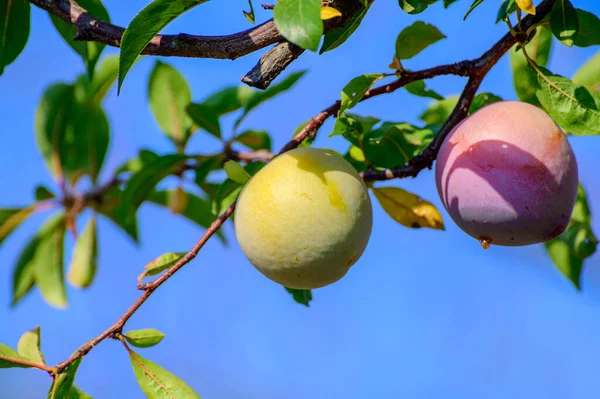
235,147,373,289
435,100,578,247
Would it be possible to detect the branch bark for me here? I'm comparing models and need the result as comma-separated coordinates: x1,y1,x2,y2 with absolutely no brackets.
51,0,556,374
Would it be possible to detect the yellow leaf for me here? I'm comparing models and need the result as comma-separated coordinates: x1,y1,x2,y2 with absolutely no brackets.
321,6,342,20
168,186,188,215
372,187,444,230
516,0,536,15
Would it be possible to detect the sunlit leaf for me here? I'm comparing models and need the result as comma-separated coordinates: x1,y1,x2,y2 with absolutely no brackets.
143,252,186,278
321,6,342,20
534,67,600,135
18,326,45,365
149,61,194,149
395,21,445,60
34,213,67,309
372,186,444,230
124,329,166,348
338,74,384,116
224,161,251,185
404,80,443,100
118,0,210,93
129,350,201,399
273,0,322,51
572,52,600,89
67,215,98,289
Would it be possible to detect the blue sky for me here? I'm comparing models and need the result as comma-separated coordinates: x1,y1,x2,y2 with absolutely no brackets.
1,1,600,398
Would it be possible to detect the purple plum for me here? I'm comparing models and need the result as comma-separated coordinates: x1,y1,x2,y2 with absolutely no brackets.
435,101,578,247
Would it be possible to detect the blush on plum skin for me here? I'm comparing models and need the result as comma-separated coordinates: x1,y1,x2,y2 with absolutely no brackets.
434,101,579,247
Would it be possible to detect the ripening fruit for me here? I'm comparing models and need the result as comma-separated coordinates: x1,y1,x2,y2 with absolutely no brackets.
235,147,373,289
435,100,578,247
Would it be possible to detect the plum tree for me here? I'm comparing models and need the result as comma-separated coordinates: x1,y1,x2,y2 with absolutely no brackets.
235,148,373,289
435,101,579,247
1,0,599,397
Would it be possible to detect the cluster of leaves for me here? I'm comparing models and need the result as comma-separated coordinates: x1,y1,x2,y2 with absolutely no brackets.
0,325,201,398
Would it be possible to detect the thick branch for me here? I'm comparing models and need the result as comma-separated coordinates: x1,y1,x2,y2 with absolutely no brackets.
51,0,555,374
28,0,281,60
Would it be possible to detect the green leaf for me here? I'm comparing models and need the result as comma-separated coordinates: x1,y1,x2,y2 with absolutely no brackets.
235,130,271,151
284,287,312,307
534,67,600,135
510,26,552,106
320,1,372,54
74,54,120,106
224,161,251,185
235,70,306,127
395,21,445,60
143,252,186,277
212,162,265,215
573,52,600,89
118,0,209,93
67,103,111,183
572,9,600,47
363,122,433,167
96,188,139,243
35,83,110,183
0,0,30,75
12,232,39,306
119,154,190,224
47,358,81,399
116,149,160,175
444,0,458,7
18,326,45,365
149,61,194,148
194,156,223,185
69,386,92,399
273,0,322,51
35,185,56,201
550,0,579,47
469,92,503,113
35,83,74,179
34,213,67,309
50,0,109,79
330,113,380,139
545,184,597,289
464,0,485,20
404,80,443,100
124,329,166,348
202,85,254,116
186,103,221,139
338,74,384,116
129,349,201,399
496,0,516,23
0,206,35,250
148,190,223,241
67,215,98,289
0,344,31,368
419,96,459,130
398,0,437,15
243,0,255,24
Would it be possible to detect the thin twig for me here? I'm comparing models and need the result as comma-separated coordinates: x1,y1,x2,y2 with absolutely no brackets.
0,355,54,373
51,0,556,374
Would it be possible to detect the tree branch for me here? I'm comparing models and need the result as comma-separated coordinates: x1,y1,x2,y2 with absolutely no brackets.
51,0,555,374
28,0,282,60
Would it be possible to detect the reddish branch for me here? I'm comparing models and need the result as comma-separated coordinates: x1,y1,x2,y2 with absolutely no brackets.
51,0,556,375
